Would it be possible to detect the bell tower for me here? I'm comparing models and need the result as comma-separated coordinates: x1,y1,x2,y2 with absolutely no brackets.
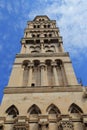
8,15,78,88
0,16,87,130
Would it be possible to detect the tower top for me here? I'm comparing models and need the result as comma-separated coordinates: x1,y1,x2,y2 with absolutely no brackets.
33,15,50,21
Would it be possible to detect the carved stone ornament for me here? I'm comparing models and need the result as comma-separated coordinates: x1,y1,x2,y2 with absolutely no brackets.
59,121,73,130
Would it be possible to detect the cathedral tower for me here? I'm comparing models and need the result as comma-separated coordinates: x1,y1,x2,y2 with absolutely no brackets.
0,16,87,130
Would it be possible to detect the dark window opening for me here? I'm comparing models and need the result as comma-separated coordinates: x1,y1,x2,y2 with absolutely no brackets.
26,40,34,44
44,25,46,28
48,25,50,28
36,40,40,43
44,34,47,37
31,83,35,87
50,39,58,43
32,34,35,37
37,34,40,37
37,25,40,28
49,34,52,37
44,39,48,43
34,25,36,28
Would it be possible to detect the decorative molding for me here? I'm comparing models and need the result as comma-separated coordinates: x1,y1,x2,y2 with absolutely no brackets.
16,52,69,58
4,86,83,94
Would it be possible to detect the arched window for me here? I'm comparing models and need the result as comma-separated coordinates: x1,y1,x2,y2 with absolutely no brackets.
48,24,50,28
55,59,67,86
22,60,30,86
47,104,61,114
32,60,40,86
44,25,46,28
6,105,19,118
34,25,36,28
31,50,39,53
68,103,83,114
44,34,47,37
32,34,35,37
28,104,41,114
46,50,54,53
45,60,54,86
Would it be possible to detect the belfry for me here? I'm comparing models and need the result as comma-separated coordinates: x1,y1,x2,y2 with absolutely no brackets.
0,16,87,130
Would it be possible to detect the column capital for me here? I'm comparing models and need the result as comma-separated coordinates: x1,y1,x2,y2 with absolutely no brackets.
51,62,57,67
60,121,73,129
39,121,49,126
28,63,34,68
39,62,46,68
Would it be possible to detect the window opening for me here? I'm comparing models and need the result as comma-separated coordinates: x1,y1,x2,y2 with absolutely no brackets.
31,83,35,87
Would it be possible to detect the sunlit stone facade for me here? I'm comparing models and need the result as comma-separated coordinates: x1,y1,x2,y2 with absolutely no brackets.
0,16,87,130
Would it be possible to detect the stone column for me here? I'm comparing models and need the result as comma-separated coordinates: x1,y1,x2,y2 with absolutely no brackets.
40,63,46,86
52,62,59,86
28,63,33,87
41,42,44,53
45,65,48,86
21,44,27,53
74,122,85,130
39,122,49,130
60,64,67,86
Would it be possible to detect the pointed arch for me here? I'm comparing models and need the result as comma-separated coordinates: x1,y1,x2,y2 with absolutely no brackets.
28,104,41,114
6,105,19,118
68,103,83,114
47,104,61,114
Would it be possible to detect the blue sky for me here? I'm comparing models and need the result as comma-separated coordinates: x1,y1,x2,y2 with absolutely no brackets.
0,0,87,103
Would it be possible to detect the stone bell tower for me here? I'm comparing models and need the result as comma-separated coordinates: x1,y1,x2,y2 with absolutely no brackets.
0,16,87,130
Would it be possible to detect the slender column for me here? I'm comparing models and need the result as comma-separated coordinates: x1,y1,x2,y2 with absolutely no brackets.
52,62,59,86
21,44,26,53
41,42,44,53
40,63,46,86
74,122,85,130
39,122,49,130
28,63,33,86
45,65,48,86
60,43,64,52
60,64,67,86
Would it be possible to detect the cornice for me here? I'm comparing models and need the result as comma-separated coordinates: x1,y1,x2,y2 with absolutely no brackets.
16,52,69,58
4,85,83,94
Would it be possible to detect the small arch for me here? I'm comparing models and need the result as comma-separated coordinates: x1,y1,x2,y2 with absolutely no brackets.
33,60,40,67
55,59,63,67
47,104,61,114
48,24,50,28
37,34,40,37
30,46,35,49
22,60,30,67
32,34,35,37
6,105,19,118
35,46,41,49
49,34,52,37
33,25,36,28
31,50,39,53
44,34,47,37
28,104,41,114
46,50,54,53
68,103,83,114
45,59,52,66
44,25,47,28
44,45,49,48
